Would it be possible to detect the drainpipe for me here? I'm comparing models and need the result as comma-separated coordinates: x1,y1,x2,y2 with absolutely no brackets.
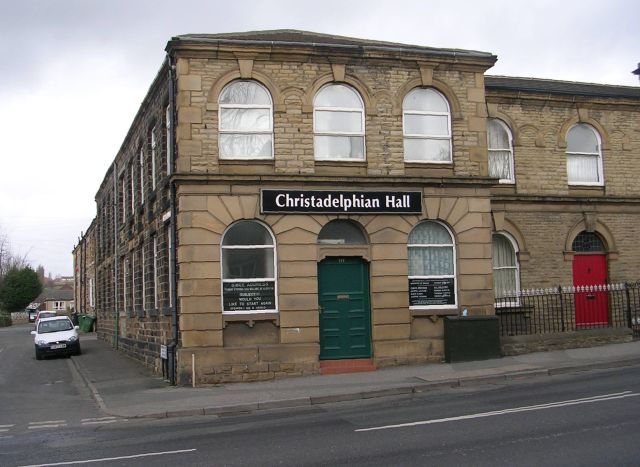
113,161,119,349
167,54,178,385
81,236,85,314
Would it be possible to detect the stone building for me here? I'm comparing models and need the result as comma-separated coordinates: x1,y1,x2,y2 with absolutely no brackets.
74,30,640,384
73,220,97,317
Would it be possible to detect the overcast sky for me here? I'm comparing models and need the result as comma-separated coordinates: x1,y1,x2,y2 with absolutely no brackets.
1,0,638,277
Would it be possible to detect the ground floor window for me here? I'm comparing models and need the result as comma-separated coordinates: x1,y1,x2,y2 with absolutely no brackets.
408,221,457,308
221,220,277,314
492,233,520,302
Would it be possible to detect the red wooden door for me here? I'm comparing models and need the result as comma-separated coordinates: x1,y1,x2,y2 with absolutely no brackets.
572,255,608,326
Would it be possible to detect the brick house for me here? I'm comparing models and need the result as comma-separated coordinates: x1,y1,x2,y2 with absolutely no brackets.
74,30,640,385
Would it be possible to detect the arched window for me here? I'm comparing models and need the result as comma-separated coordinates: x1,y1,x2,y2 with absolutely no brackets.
492,233,520,300
313,84,365,160
408,221,456,308
487,118,515,183
566,124,603,186
221,220,277,314
572,231,605,253
403,88,452,163
318,220,367,245
218,81,273,159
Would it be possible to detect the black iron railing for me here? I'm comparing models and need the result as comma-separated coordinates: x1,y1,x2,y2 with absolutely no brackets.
495,281,640,337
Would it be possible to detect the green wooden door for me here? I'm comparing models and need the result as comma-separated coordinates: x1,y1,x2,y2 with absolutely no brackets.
318,257,372,360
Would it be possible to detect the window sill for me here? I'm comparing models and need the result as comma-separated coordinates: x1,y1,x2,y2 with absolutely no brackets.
410,308,459,318
222,312,279,328
404,160,453,165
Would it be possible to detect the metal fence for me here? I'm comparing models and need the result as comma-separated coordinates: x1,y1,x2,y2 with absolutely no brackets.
495,281,640,338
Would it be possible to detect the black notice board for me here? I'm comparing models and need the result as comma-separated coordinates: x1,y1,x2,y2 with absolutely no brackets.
223,281,276,312
409,278,455,306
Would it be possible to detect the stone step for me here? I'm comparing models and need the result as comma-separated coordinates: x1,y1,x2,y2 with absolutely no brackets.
319,358,377,375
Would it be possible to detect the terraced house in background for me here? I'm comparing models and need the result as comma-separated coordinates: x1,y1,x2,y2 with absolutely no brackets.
73,30,640,385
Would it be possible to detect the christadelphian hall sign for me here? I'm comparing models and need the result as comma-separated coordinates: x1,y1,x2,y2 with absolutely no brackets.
261,190,423,214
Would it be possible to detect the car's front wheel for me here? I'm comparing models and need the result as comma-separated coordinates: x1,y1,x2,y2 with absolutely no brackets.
35,349,43,360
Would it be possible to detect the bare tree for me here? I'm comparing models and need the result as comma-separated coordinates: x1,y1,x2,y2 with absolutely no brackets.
0,226,30,285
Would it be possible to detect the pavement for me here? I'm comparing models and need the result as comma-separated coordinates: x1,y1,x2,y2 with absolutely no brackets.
70,333,640,419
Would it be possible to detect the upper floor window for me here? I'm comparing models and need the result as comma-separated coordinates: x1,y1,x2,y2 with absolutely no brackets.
487,118,515,183
566,124,603,186
121,176,127,223
218,81,273,159
130,163,135,212
139,147,145,204
150,126,157,190
313,84,365,160
165,105,172,175
403,88,451,163
221,220,277,314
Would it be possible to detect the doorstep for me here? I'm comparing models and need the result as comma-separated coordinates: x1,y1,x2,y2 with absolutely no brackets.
319,358,377,375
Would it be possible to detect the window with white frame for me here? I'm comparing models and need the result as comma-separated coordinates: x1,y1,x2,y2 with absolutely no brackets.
566,123,603,185
131,253,136,311
130,163,135,213
165,105,171,175
487,118,515,183
153,236,159,310
53,301,65,311
88,278,95,307
167,226,173,308
121,177,127,223
403,88,452,163
492,233,520,302
124,258,129,311
313,83,365,160
150,126,157,190
221,220,277,314
139,147,145,203
408,221,457,308
141,244,146,311
218,81,273,159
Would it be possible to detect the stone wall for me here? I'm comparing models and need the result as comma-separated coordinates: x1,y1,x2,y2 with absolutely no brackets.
501,328,633,356
487,88,640,289
91,64,175,373
174,180,494,384
174,55,490,178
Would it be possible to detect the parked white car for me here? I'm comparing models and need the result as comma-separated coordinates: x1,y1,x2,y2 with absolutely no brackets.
31,316,81,360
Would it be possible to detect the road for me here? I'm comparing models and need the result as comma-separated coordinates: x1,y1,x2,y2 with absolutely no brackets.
1,323,640,466
0,324,105,434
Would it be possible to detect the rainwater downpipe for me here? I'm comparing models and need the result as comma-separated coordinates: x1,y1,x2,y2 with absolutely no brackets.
113,161,120,349
167,55,178,385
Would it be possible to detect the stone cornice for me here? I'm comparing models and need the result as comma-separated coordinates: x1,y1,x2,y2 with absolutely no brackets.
170,173,498,188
